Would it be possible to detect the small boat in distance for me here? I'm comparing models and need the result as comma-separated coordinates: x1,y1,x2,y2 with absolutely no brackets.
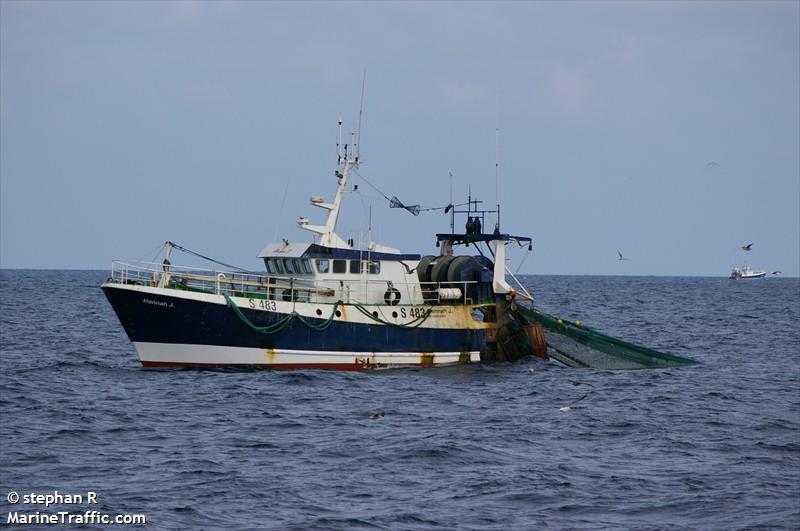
729,265,767,279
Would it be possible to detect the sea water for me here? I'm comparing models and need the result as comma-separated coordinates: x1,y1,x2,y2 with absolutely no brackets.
1,271,798,530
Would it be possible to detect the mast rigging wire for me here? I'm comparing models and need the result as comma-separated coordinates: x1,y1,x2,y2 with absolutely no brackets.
350,168,466,214
168,242,256,273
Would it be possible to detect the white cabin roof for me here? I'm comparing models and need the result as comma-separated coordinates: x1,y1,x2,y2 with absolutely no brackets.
257,241,311,258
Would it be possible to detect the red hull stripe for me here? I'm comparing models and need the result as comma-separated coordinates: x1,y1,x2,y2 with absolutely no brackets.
140,361,389,371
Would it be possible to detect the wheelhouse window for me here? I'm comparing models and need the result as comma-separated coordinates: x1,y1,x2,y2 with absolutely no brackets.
349,260,362,274
332,259,347,274
368,261,381,274
316,259,330,273
265,257,312,275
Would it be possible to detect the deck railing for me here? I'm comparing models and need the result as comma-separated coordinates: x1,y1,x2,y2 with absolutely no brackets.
108,260,481,306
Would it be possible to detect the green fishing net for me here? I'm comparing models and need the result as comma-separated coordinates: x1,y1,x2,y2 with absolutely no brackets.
515,304,699,369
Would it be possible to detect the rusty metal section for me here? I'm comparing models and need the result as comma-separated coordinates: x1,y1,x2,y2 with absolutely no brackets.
419,353,435,367
418,304,494,330
492,322,548,362
483,296,548,362
334,301,494,331
524,323,548,359
494,321,530,362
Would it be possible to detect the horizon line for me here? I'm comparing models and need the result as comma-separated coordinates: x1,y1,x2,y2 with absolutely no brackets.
0,267,797,279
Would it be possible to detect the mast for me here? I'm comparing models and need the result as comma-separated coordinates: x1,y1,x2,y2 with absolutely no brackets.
495,127,501,231
449,171,454,233
297,119,360,249
299,76,367,248
355,70,366,162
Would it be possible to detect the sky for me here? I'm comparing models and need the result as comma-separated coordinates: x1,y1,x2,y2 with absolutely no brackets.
1,1,798,276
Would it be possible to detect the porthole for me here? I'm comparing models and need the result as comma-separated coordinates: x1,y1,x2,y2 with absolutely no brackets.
316,309,322,316
335,310,342,318
392,311,398,318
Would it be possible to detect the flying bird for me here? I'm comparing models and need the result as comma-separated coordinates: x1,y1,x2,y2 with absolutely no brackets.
617,250,630,261
741,243,753,251
706,161,720,168
559,394,588,412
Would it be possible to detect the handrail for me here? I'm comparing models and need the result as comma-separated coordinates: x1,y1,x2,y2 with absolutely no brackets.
108,259,482,306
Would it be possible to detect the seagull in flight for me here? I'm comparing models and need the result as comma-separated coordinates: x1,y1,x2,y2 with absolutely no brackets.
706,161,720,168
617,250,630,261
559,394,588,412
741,243,753,251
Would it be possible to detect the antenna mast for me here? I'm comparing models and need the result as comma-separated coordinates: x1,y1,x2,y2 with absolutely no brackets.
355,69,366,162
337,117,343,163
297,76,367,249
449,170,454,233
495,127,501,231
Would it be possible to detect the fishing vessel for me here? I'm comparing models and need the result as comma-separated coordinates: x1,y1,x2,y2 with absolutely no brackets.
101,117,542,369
102,114,698,370
729,265,767,279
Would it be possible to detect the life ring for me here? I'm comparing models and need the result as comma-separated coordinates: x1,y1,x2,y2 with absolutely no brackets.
384,287,401,306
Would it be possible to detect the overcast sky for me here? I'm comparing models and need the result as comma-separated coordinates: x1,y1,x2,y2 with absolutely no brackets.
2,1,798,276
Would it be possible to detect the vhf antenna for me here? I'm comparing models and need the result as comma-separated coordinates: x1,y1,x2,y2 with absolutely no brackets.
449,170,454,233
337,117,343,163
355,69,366,163
495,127,501,231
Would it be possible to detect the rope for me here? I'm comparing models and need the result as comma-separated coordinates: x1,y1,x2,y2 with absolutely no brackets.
351,169,466,214
352,303,433,329
506,265,534,302
351,169,392,202
225,292,430,333
514,247,531,275
223,294,342,334
139,242,167,264
170,242,256,273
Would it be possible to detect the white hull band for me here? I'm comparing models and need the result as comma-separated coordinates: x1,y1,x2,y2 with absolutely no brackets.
134,342,481,370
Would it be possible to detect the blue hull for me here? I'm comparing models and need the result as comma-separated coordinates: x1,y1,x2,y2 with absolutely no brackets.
102,285,485,355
